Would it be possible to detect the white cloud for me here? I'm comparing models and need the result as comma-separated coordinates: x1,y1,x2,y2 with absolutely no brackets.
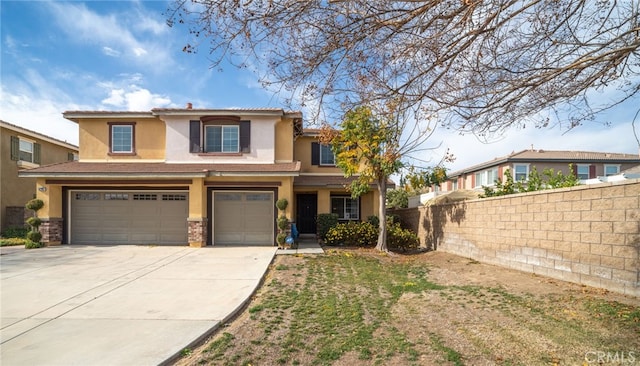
100,84,172,110
45,2,172,69
102,46,120,57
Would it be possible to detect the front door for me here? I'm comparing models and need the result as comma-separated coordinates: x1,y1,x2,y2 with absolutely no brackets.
296,194,317,234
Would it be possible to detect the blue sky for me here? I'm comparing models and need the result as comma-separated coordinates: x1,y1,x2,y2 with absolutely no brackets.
2,0,639,171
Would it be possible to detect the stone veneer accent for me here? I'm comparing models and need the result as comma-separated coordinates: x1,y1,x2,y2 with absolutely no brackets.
40,218,63,245
390,179,640,297
188,218,208,247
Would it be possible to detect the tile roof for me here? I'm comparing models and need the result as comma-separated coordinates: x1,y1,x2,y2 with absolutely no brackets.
19,161,301,178
0,120,78,150
449,149,640,176
294,175,395,188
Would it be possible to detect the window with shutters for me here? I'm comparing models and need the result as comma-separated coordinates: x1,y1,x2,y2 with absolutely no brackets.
205,125,239,153
319,144,335,165
576,164,590,180
190,118,250,154
11,136,41,166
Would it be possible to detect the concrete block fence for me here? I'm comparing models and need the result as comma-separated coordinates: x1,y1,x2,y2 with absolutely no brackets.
390,179,640,296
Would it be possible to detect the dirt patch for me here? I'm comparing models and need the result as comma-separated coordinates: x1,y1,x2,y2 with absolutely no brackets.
174,249,639,366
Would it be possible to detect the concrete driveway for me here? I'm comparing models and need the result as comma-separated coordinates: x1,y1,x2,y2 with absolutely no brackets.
0,245,277,365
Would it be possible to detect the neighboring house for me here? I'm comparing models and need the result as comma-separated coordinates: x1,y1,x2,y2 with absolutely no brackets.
18,107,383,246
0,120,78,232
442,148,640,192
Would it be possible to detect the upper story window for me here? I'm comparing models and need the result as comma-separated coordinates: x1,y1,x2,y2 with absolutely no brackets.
320,144,336,165
190,118,250,154
19,139,34,162
205,125,239,153
604,164,620,176
474,168,498,187
513,164,529,181
109,122,135,155
10,136,41,166
311,142,336,166
576,164,590,180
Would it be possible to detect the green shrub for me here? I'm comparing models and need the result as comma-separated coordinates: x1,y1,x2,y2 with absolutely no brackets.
0,237,28,246
275,198,289,211
1,227,28,238
386,223,419,252
276,232,287,246
26,217,42,228
277,215,289,231
317,213,339,241
367,215,380,228
324,221,378,247
25,240,44,249
25,199,44,212
26,231,42,243
387,214,401,225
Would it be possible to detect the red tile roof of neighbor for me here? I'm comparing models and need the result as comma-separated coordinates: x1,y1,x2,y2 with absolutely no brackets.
449,149,640,176
18,161,301,178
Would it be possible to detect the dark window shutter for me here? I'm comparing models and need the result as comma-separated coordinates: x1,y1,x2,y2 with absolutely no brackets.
240,120,251,153
10,136,19,161
311,142,319,165
189,120,201,153
589,164,596,179
33,143,41,164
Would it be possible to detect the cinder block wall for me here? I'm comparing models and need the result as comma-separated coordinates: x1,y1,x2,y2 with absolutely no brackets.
390,180,639,296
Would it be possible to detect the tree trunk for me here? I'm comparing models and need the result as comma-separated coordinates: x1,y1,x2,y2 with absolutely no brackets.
375,176,387,252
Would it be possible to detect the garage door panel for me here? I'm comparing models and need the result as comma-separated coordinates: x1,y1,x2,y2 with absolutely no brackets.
71,191,188,245
213,191,273,245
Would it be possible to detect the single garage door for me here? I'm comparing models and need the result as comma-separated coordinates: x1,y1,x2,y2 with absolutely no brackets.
213,191,274,245
70,191,188,245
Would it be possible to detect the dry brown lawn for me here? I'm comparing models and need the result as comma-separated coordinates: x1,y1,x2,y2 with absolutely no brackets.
173,249,639,366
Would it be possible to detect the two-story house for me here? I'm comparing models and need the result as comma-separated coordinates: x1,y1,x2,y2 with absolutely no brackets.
442,148,640,192
1,120,78,232
18,107,382,247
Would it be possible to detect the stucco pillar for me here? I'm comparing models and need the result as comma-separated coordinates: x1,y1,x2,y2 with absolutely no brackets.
188,178,207,247
35,180,63,245
317,189,331,214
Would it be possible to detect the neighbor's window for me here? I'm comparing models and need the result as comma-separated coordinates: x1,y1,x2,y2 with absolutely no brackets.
205,125,239,153
604,165,620,176
474,168,499,187
514,164,529,181
109,123,135,154
320,144,336,165
576,164,590,180
19,139,34,162
331,196,359,220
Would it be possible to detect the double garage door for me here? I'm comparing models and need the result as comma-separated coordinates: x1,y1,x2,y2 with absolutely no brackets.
70,191,188,245
69,190,274,246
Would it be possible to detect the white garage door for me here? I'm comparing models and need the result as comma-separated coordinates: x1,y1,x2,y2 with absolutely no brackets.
213,191,274,245
70,191,188,245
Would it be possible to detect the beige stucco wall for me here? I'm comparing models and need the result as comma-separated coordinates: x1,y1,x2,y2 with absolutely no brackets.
274,118,294,163
391,180,640,296
1,126,77,231
78,118,165,161
294,135,343,174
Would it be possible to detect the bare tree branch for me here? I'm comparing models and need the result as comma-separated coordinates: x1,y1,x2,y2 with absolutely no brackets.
167,0,640,133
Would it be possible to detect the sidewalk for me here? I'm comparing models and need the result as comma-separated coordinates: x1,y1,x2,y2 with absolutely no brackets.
276,236,324,255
